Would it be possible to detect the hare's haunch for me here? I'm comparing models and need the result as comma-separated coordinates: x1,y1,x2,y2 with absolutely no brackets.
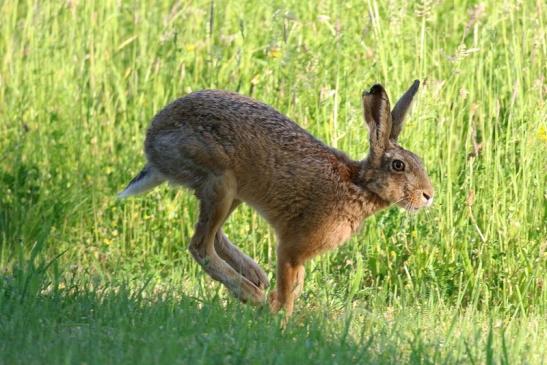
119,81,434,317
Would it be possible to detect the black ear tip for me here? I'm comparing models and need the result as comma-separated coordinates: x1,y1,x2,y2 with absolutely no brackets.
413,79,420,88
369,84,386,95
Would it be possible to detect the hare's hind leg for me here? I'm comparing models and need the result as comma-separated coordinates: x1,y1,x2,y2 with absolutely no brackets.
214,199,269,290
189,172,265,305
215,230,269,289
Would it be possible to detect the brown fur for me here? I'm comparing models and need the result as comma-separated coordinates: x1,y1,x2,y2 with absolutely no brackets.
121,81,434,317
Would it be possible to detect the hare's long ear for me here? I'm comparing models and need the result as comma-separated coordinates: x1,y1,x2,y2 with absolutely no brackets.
363,84,392,165
390,80,420,141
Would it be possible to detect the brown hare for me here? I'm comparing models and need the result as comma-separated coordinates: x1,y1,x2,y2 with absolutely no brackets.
119,81,434,317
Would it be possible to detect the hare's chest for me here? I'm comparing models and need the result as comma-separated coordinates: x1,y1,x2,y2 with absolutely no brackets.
319,217,360,251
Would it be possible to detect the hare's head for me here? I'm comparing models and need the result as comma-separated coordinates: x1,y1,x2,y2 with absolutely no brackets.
360,81,434,211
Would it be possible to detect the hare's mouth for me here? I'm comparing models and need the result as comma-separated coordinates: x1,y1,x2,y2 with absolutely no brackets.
396,190,433,212
396,199,422,212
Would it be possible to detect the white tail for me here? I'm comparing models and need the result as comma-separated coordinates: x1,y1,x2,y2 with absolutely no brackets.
118,165,165,198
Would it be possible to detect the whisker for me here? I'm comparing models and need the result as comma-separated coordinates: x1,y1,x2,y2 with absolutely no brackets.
394,197,406,205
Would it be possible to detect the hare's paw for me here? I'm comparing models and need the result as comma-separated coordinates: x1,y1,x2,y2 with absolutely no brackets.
240,261,269,290
229,277,266,306
268,290,282,313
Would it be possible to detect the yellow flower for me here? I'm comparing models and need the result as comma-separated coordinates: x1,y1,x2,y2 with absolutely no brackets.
268,46,282,59
537,125,547,143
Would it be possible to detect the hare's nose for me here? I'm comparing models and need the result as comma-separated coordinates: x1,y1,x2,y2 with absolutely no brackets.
422,192,433,206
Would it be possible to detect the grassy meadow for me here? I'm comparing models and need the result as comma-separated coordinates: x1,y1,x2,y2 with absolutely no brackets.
1,0,546,363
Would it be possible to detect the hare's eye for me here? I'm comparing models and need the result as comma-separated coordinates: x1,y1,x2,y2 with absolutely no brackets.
392,159,405,172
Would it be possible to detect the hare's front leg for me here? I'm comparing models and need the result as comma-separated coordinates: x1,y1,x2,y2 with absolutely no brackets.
189,172,265,304
269,247,305,317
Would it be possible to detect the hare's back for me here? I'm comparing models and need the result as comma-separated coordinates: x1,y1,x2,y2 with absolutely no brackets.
145,90,328,167
150,90,316,141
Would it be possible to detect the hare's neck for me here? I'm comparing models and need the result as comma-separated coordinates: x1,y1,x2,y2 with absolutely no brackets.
331,184,388,241
329,152,390,227
339,162,390,232
353,159,391,218
348,184,390,221
358,188,389,217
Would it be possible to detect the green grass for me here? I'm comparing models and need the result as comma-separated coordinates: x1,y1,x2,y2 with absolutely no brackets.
0,0,546,363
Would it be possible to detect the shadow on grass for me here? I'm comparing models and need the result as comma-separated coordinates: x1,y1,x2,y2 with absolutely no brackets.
1,246,535,365
0,275,385,365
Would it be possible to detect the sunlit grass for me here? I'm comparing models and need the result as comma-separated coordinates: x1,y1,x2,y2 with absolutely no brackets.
0,0,545,363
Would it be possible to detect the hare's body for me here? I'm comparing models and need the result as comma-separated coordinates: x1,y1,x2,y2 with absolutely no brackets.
146,90,386,252
121,82,433,316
